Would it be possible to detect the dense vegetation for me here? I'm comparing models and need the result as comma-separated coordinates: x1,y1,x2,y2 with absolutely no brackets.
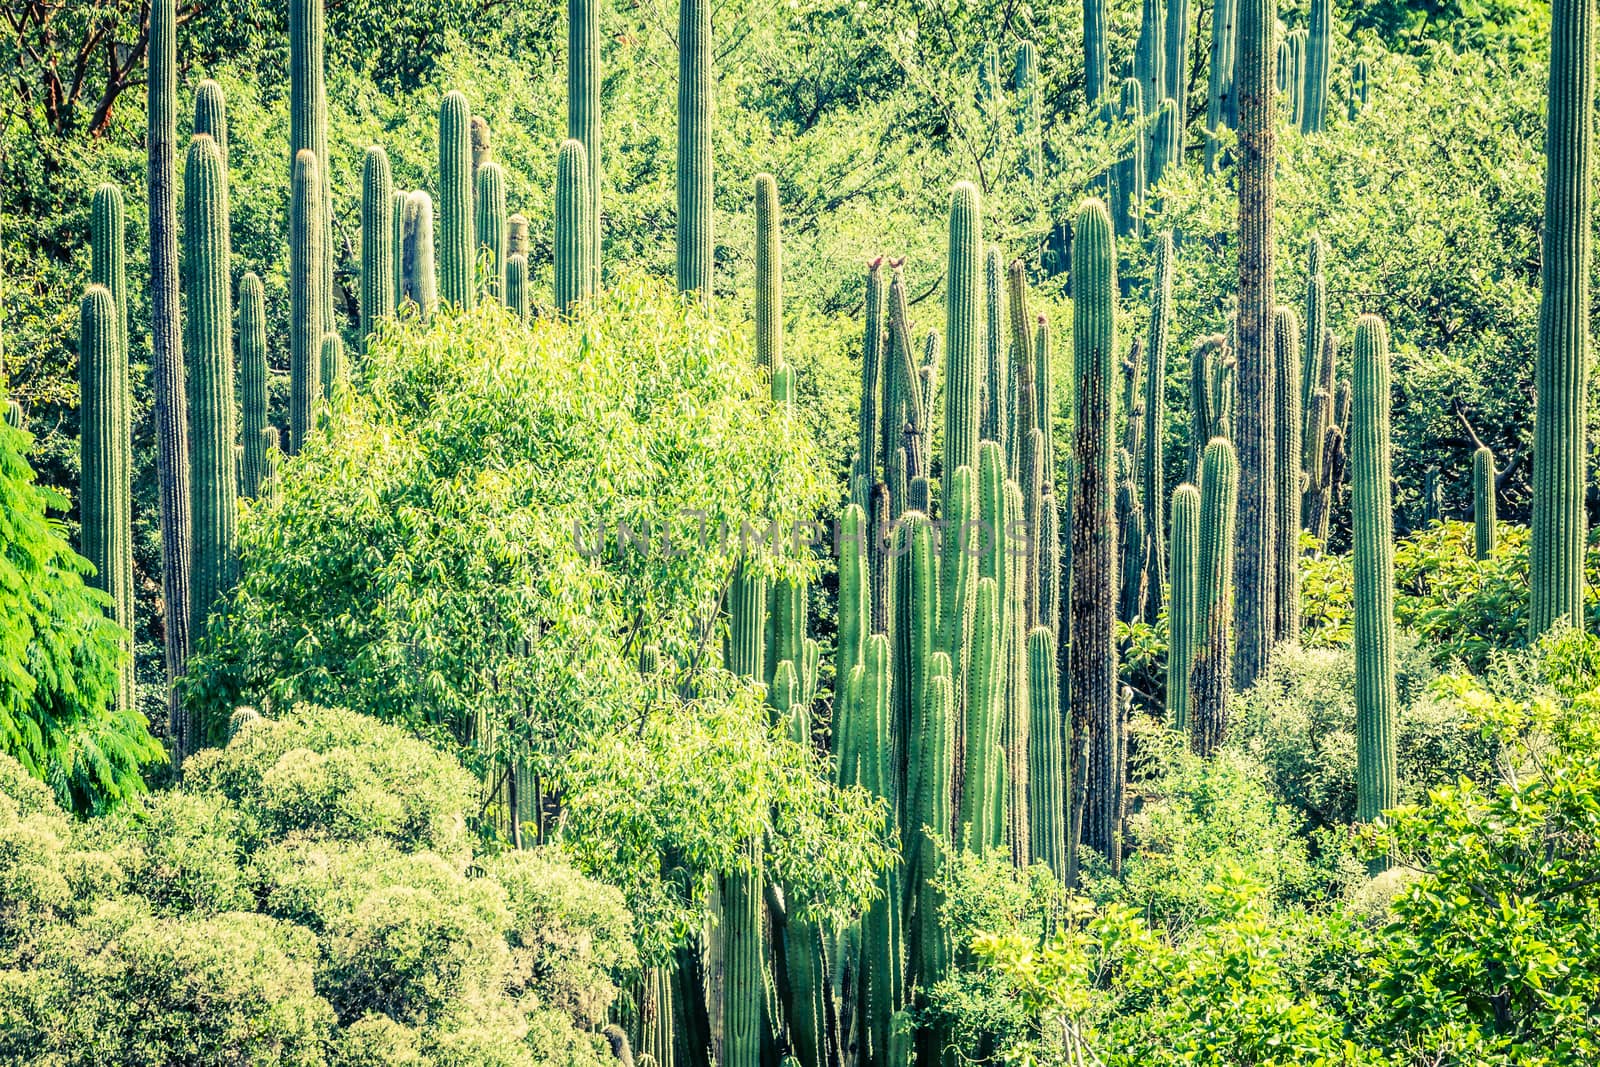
1,0,1597,1065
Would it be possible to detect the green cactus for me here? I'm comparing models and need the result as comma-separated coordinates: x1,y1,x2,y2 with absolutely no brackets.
1004,476,1032,864
88,183,132,674
1300,237,1328,447
78,285,134,714
722,842,763,1067
858,632,904,1063
856,257,886,504
1070,199,1118,876
391,189,408,310
1474,446,1497,560
640,966,676,1067
727,559,767,684
958,577,1004,852
754,174,782,373
508,213,530,258
193,79,228,166
238,273,268,499
1205,0,1240,172
944,183,982,481
556,139,592,312
1352,315,1398,825
676,0,713,300
1084,0,1109,107
1302,0,1332,132
260,426,281,499
569,0,602,283
290,0,332,337
320,332,345,401
983,247,1005,450
1119,481,1146,622
1015,41,1043,186
291,149,325,452
361,146,394,343
1134,0,1165,134
938,465,978,729
475,160,508,302
184,133,237,637
891,509,935,835
1191,438,1239,756
507,254,530,322
401,190,438,317
1114,78,1146,237
1150,97,1180,186
1349,57,1370,119
438,91,475,309
1234,0,1277,692
1006,260,1036,489
885,266,928,483
148,0,193,750
838,502,871,701
1035,313,1054,474
1166,484,1200,733
1027,627,1065,878
909,652,953,1067
1142,231,1173,624
772,363,796,408
1164,0,1191,153
1272,305,1301,643
1531,0,1594,636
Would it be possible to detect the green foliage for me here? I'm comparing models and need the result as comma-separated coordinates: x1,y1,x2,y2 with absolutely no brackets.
0,704,632,1066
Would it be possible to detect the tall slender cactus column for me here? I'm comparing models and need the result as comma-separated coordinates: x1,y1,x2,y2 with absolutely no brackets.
1531,0,1595,635
569,0,602,282
676,0,713,300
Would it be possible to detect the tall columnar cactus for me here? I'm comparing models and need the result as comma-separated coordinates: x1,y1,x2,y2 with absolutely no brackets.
1070,199,1117,879
909,652,954,1067
1084,0,1109,107
78,285,133,714
1300,237,1327,446
722,843,763,1067
290,149,325,453
401,190,438,317
1006,261,1036,491
858,633,904,1063
1004,476,1032,864
1165,0,1191,151
676,0,713,300
1015,41,1043,186
1352,315,1398,827
148,0,192,747
1134,0,1166,136
568,0,602,282
1150,98,1180,186
754,174,782,373
891,510,935,823
1272,305,1301,643
319,332,345,400
944,182,982,480
958,577,1004,852
885,265,927,485
184,133,237,638
1027,627,1065,878
1166,484,1200,732
238,274,268,499
391,190,408,309
439,91,475,309
556,140,592,311
1114,78,1146,237
1205,0,1240,172
194,79,228,165
507,254,530,322
1302,0,1332,132
1233,0,1277,691
290,0,332,334
1191,437,1238,756
984,248,1005,451
88,183,132,666
857,257,886,504
1142,231,1174,624
1474,446,1498,560
361,146,394,343
475,160,508,303
939,465,979,728
1531,0,1595,636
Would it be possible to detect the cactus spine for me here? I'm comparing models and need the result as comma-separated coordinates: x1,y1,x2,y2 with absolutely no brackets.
1531,0,1594,636
148,0,193,750
944,182,982,480
239,273,268,499
1166,483,1200,732
1070,199,1118,878
1303,0,1332,132
1142,231,1173,623
1190,438,1238,756
1474,446,1498,560
754,174,781,373
1205,0,1240,172
568,0,602,283
439,91,475,309
290,149,325,453
1234,0,1277,690
1272,305,1301,643
361,146,394,343
78,285,133,714
289,0,332,334
676,0,713,300
1352,315,1398,825
184,134,237,636
401,190,438,317
475,160,508,302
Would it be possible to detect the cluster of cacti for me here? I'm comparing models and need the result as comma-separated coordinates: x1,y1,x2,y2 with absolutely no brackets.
1530,0,1594,636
